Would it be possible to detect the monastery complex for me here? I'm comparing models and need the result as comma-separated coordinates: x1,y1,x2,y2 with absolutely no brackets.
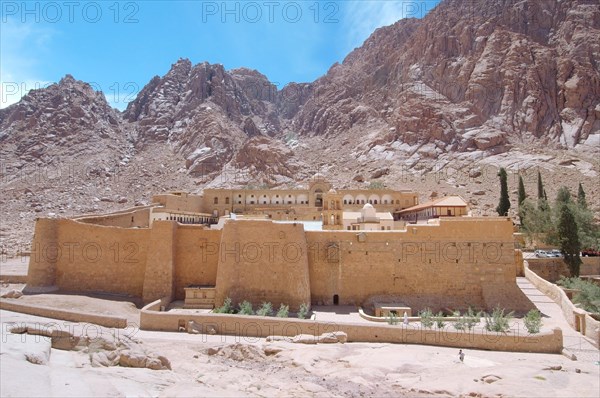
25,174,534,315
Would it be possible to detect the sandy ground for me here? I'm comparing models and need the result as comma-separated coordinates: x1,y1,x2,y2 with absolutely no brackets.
1,264,599,397
1,304,599,397
0,256,29,276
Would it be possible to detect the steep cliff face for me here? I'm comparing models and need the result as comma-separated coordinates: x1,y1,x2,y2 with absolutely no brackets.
293,0,600,154
122,59,305,181
0,75,128,163
0,0,599,255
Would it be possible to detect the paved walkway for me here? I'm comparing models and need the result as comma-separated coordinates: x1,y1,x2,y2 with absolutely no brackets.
517,277,599,363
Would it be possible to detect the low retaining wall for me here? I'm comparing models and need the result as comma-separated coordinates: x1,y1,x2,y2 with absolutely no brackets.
527,257,600,282
0,274,28,283
141,301,562,354
0,299,128,328
524,261,599,347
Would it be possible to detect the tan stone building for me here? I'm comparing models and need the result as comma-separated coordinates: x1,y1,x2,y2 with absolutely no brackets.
342,203,396,231
152,174,419,222
26,183,534,315
396,196,470,223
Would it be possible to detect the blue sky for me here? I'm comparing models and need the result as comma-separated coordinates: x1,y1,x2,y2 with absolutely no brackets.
1,0,440,110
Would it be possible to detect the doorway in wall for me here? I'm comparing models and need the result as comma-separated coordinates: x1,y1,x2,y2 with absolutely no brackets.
333,294,339,305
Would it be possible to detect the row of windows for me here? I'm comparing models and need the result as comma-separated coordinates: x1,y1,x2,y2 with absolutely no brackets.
213,196,414,207
156,215,214,224
215,196,308,205
347,226,392,230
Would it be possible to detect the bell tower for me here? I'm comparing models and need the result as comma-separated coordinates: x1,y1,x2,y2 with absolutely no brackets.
322,189,343,230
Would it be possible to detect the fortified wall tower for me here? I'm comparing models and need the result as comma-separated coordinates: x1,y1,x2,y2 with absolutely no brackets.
25,210,535,314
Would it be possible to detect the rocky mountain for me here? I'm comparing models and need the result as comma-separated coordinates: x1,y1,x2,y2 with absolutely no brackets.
1,0,599,255
294,0,600,149
0,75,129,163
121,59,305,182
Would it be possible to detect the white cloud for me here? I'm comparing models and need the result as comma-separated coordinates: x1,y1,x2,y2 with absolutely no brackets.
341,0,437,53
0,19,55,108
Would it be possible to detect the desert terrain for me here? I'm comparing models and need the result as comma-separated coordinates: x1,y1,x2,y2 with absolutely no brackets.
1,270,598,397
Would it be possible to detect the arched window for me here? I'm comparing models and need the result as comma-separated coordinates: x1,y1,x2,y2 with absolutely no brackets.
225,197,230,204
213,197,219,205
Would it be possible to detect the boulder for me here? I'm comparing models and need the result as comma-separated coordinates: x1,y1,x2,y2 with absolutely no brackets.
90,351,120,367
291,334,318,344
332,331,348,343
119,350,148,368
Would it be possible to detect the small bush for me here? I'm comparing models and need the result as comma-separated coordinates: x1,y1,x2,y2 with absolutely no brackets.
214,297,234,314
557,276,578,289
297,303,309,319
435,311,445,328
453,310,465,330
238,300,254,315
557,277,600,313
388,312,399,325
524,309,542,334
464,307,481,330
575,282,600,313
256,302,273,317
484,307,514,333
419,308,434,329
276,304,289,318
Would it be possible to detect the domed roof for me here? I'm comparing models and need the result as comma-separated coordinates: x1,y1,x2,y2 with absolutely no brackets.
312,172,326,180
363,203,374,209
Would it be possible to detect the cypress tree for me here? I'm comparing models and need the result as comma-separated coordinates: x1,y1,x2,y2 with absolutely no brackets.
537,171,544,201
518,175,526,226
496,168,510,216
558,204,582,277
518,175,526,205
555,186,571,206
577,183,587,209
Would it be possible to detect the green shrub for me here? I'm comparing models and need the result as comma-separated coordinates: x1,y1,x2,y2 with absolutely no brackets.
464,307,481,330
452,307,481,331
419,308,434,329
524,309,542,334
558,277,600,313
574,282,600,313
276,304,289,318
387,312,399,325
453,311,465,331
435,311,445,328
256,302,273,317
214,297,234,314
557,276,579,289
238,300,254,315
484,307,514,333
297,303,309,319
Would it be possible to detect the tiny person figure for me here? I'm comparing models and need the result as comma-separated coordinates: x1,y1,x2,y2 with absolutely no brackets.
458,349,465,362
403,311,409,325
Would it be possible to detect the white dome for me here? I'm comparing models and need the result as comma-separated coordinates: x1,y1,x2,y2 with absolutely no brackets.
361,203,376,219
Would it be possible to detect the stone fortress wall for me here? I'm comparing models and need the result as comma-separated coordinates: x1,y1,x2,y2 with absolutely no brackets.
26,214,534,314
